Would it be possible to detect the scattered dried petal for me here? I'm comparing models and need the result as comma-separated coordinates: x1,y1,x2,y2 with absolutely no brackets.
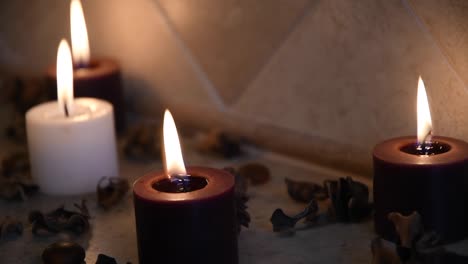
388,211,423,248
97,177,130,209
239,163,270,185
270,200,318,232
96,254,118,264
285,178,327,203
123,123,161,161
29,200,90,236
223,167,250,233
370,238,401,264
42,241,85,264
0,217,23,239
196,129,243,159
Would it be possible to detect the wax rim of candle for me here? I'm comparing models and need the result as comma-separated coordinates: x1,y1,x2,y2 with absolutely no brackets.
26,98,113,124
373,136,468,166
399,141,451,155
133,166,235,203
47,58,119,79
152,175,208,193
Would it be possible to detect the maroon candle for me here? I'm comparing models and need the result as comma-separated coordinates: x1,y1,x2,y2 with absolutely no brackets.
373,77,468,242
133,167,237,264
46,0,125,131
373,136,468,242
133,110,238,264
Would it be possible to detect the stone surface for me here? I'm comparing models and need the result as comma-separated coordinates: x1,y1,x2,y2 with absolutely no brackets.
0,140,466,263
157,0,311,104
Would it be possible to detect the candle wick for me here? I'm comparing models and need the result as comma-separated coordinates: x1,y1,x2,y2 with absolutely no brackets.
64,102,69,117
171,174,191,193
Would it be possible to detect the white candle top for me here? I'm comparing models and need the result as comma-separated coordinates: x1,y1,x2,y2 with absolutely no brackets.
27,98,112,125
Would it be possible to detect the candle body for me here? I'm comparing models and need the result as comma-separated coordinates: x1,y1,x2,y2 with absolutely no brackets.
133,167,238,264
26,98,118,195
373,136,468,242
46,58,125,131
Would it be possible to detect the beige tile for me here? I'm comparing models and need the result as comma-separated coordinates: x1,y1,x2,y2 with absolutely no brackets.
407,0,468,91
84,0,217,114
157,0,311,104
232,0,468,175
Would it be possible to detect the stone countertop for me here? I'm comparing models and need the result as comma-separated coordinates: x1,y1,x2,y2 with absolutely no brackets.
0,142,467,264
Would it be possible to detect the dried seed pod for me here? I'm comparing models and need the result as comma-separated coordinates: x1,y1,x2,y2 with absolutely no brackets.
96,254,118,264
0,217,23,239
285,178,327,203
238,163,270,185
29,200,90,236
2,151,30,178
123,123,161,161
388,211,423,248
223,167,250,233
370,238,401,264
325,177,372,222
196,129,243,159
42,241,85,264
270,200,318,232
97,177,130,209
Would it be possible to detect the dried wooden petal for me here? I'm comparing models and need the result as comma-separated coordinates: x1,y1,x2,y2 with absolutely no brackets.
96,254,118,264
196,129,243,159
285,178,326,203
0,217,23,239
42,241,85,264
29,200,90,237
97,177,130,209
388,211,423,248
123,123,161,161
239,163,270,185
270,200,318,232
370,238,401,264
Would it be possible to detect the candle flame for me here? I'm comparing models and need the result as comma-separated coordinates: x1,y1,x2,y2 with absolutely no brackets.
163,110,187,178
70,0,90,67
56,39,74,116
417,76,432,144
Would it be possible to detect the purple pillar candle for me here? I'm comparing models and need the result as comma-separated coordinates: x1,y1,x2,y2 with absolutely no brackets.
133,166,238,264
373,136,468,242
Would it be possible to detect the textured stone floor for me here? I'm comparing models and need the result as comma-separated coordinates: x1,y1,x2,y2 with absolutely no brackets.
1,141,467,263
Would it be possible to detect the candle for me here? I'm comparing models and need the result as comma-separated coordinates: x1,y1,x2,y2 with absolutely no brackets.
373,77,468,242
27,39,118,195
46,0,125,131
133,110,238,264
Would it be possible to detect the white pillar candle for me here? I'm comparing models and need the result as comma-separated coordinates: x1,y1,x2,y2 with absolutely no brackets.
25,39,118,195
26,98,118,195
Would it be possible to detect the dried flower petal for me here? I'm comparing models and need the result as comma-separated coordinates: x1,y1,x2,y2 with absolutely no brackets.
270,200,318,232
42,241,85,264
196,129,243,159
29,200,90,236
239,163,270,186
0,217,23,239
285,178,327,203
97,177,129,209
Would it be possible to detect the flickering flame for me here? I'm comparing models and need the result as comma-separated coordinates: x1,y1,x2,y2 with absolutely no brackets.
70,0,90,67
56,39,74,116
417,76,432,144
163,110,187,178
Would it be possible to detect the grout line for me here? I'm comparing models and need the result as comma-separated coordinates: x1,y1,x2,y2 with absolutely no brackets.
401,0,468,91
151,0,227,112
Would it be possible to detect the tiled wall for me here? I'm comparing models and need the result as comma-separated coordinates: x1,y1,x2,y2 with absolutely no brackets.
2,0,468,177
